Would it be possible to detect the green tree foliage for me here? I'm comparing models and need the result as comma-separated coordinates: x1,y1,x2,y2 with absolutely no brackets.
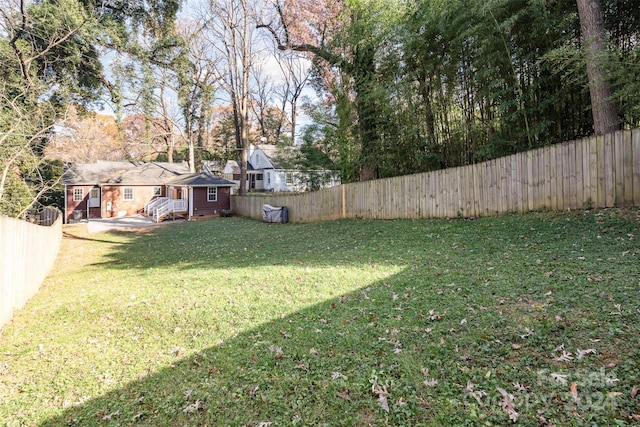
299,0,639,182
0,0,181,217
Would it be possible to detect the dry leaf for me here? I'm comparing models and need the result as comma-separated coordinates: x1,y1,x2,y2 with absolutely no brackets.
513,382,526,392
101,410,120,420
570,382,579,402
248,385,259,397
631,386,638,398
606,377,619,386
496,387,518,422
269,345,284,359
378,394,389,412
576,348,597,359
182,400,202,413
336,390,351,401
551,373,568,385
553,350,574,362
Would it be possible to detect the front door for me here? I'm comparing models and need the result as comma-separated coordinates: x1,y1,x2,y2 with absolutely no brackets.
89,188,100,208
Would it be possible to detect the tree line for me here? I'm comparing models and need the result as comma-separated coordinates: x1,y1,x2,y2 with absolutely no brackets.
1,0,638,216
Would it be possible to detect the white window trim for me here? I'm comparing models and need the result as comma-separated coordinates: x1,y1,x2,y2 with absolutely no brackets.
73,188,84,201
207,187,217,202
153,186,162,196
123,187,134,201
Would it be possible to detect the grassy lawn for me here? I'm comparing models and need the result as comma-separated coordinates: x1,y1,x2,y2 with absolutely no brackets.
1,209,639,426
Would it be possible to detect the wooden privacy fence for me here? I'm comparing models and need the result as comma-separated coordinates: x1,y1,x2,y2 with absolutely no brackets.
1,209,62,330
232,129,640,222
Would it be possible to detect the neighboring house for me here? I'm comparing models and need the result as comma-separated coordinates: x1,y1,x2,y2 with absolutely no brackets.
63,161,235,223
223,144,341,192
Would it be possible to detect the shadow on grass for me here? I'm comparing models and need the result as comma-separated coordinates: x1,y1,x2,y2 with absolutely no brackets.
41,267,452,426
62,230,135,245
44,218,489,425
41,213,640,426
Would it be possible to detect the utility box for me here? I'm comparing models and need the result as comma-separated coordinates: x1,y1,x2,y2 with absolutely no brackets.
262,204,288,223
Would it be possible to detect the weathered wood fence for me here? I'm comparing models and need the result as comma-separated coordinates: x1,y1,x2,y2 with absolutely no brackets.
1,209,62,330
232,129,640,222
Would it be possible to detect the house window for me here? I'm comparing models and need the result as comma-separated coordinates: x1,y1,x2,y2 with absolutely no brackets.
285,172,293,185
267,173,271,184
153,186,162,196
123,187,134,201
207,187,217,202
73,188,84,201
256,174,263,181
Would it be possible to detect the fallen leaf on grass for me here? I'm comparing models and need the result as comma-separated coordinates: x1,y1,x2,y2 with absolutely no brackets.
336,390,351,401
422,368,438,387
570,383,579,402
606,377,619,386
269,345,284,359
101,410,120,420
182,400,202,413
631,386,638,398
576,348,597,359
553,350,574,362
513,383,526,392
378,394,389,412
371,383,389,412
551,373,568,385
496,387,518,422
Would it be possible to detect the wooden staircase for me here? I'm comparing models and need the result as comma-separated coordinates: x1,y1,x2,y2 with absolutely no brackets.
144,197,188,222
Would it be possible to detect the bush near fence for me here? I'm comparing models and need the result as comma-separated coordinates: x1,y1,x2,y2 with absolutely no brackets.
0,209,62,330
232,129,640,222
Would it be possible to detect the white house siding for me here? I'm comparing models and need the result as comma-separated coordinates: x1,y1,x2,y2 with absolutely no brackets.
264,170,288,192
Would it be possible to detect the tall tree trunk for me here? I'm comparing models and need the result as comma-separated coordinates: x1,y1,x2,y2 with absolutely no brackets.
576,0,619,135
354,45,380,181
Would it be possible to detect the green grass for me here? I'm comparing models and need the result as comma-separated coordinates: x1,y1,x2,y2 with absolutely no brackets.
1,209,639,426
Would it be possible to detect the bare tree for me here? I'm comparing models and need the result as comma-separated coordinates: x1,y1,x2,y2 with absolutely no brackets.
199,0,262,195
46,108,126,162
251,61,279,143
275,50,311,146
